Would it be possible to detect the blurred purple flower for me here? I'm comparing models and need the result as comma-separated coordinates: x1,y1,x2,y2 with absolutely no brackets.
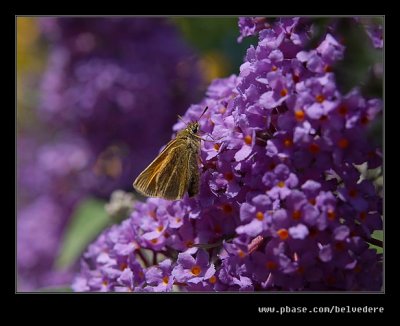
365,24,383,49
73,17,382,292
17,195,74,291
17,135,93,291
38,17,202,196
17,17,202,291
18,134,92,205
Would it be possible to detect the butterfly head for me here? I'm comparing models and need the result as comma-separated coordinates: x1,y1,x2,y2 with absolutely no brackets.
179,106,208,136
188,121,200,135
190,106,208,134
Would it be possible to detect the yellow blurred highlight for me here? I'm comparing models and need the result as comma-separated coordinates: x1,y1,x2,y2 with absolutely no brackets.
93,145,123,179
198,51,230,84
17,17,47,131
17,17,44,73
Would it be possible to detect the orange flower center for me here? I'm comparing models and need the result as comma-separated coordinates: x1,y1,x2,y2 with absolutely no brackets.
280,88,288,97
309,228,318,237
359,211,367,221
335,242,346,251
297,266,305,275
244,135,252,145
225,172,234,181
222,204,233,214
277,181,285,188
327,209,336,221
294,110,305,121
214,224,222,233
292,210,302,220
360,115,369,125
266,261,277,270
284,138,293,147
338,105,348,116
338,138,349,149
309,143,320,154
315,94,325,103
349,189,358,198
277,228,289,240
191,265,201,276
319,115,328,122
209,275,217,284
256,211,264,221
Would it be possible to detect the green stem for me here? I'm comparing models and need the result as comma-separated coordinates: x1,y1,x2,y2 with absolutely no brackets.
136,249,150,267
366,237,383,248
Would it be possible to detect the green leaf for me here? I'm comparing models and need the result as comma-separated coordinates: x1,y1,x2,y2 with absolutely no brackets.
334,18,382,96
171,17,257,75
369,230,383,254
372,230,383,241
55,197,111,269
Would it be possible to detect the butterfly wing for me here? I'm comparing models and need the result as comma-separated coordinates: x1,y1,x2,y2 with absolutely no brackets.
187,145,200,197
133,138,190,200
155,143,192,200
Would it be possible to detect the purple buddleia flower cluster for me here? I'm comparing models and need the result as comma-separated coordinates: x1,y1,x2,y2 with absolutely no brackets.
17,17,201,291
237,17,270,42
73,17,382,292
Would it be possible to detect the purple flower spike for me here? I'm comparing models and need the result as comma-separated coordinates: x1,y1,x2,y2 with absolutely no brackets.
73,17,382,292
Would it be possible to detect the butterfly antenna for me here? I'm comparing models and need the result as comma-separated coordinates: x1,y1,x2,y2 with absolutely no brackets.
177,115,188,126
198,106,209,121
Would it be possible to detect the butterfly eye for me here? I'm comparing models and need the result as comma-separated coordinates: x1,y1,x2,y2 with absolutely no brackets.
192,125,198,133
